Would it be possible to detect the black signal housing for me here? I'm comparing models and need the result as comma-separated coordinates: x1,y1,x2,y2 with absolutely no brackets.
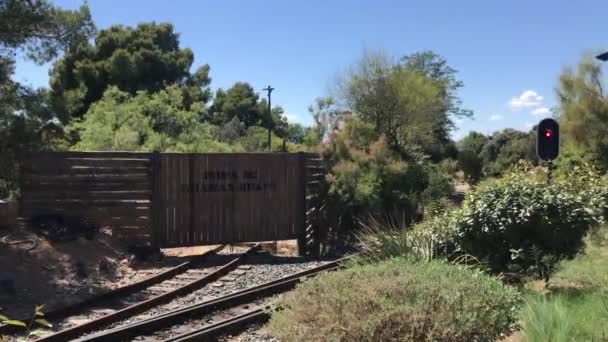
536,118,559,161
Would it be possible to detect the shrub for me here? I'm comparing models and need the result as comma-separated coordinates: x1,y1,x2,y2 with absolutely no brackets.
458,149,483,183
411,165,601,281
421,165,454,205
269,258,520,342
437,158,459,178
321,117,433,231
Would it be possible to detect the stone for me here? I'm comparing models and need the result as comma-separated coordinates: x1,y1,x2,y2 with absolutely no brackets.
127,255,138,267
98,257,117,274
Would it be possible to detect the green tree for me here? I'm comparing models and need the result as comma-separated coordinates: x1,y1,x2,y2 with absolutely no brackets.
67,86,237,153
458,131,488,155
557,54,608,170
337,50,470,161
287,123,305,144
209,82,288,140
209,82,261,127
49,22,210,123
479,129,536,176
400,51,473,119
0,0,94,198
302,127,321,150
458,150,483,183
457,131,488,183
0,0,94,63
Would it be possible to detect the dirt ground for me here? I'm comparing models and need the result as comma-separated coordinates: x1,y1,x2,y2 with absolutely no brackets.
0,226,150,320
0,220,300,321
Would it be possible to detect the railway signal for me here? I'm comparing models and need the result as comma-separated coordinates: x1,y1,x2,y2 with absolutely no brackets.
536,118,559,162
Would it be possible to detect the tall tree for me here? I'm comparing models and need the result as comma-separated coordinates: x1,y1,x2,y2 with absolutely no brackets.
209,82,288,138
0,0,94,63
400,51,473,120
458,131,488,155
49,22,211,123
0,0,95,198
476,129,536,177
209,82,261,127
338,50,463,161
557,54,608,170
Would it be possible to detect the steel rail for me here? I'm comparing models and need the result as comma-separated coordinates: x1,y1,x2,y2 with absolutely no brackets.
164,307,271,342
37,244,259,342
0,245,226,336
76,255,355,342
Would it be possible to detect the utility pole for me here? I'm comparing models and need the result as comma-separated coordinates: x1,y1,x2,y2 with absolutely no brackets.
263,85,274,152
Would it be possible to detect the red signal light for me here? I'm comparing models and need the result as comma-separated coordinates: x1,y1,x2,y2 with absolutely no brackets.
544,129,553,139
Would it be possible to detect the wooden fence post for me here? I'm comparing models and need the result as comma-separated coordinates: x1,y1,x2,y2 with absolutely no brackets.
151,151,161,249
189,153,195,245
296,152,307,256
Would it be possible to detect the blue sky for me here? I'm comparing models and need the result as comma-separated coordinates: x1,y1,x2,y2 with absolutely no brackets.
14,0,608,139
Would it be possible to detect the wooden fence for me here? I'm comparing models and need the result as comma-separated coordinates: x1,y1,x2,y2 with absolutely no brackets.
20,151,323,253
20,152,154,243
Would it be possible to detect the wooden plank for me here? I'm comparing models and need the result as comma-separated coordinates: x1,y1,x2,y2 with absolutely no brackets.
22,191,152,201
22,165,151,175
296,153,307,255
26,151,153,159
21,205,150,218
21,198,150,207
23,158,151,169
157,154,167,247
151,151,162,248
188,154,195,245
21,182,151,191
24,174,150,182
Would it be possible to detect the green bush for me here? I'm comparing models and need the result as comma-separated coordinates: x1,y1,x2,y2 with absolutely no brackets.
411,165,601,280
458,149,483,183
421,165,454,205
321,117,427,229
437,158,460,178
269,258,520,342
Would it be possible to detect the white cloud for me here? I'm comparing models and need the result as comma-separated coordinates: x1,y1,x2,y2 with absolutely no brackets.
531,107,551,116
509,90,543,110
489,114,503,121
524,122,535,129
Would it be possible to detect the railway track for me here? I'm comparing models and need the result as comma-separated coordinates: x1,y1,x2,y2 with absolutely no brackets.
70,255,352,341
0,245,230,336
4,244,256,342
21,249,353,342
1,239,353,342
